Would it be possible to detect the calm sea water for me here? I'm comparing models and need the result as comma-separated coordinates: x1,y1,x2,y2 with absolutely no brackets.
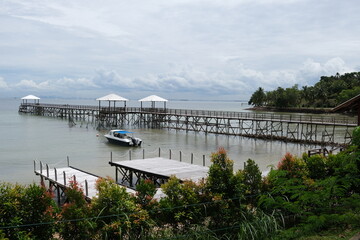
0,98,333,184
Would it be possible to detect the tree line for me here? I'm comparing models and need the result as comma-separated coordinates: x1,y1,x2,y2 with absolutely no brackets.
248,72,360,108
1,130,360,239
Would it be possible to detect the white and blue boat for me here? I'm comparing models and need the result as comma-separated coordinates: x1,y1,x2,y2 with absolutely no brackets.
104,130,142,147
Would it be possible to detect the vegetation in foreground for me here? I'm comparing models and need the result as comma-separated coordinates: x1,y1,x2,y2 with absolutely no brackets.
248,72,360,108
1,128,360,239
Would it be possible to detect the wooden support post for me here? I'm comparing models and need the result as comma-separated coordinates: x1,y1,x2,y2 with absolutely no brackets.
143,149,145,159
203,155,205,166
130,170,133,187
169,149,172,159
158,147,161,157
63,171,66,186
110,151,112,163
358,104,360,126
85,180,88,197
191,153,193,164
40,161,43,174
67,156,69,167
54,168,57,181
180,151,182,162
46,164,49,177
33,160,36,173
129,150,132,160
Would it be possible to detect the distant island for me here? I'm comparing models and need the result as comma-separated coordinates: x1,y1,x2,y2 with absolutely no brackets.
248,72,360,112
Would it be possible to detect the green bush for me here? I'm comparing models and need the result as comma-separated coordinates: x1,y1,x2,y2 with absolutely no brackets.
0,183,57,240
58,179,93,240
304,154,328,179
352,126,360,147
158,177,206,232
91,177,151,239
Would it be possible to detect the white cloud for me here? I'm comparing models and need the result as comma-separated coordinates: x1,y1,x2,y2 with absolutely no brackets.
0,77,9,89
15,80,51,90
0,0,359,99
5,57,355,99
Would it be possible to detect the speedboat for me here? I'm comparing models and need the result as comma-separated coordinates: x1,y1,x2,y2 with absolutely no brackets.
104,130,142,147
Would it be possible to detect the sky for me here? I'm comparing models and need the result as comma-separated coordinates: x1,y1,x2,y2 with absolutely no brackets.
0,0,359,101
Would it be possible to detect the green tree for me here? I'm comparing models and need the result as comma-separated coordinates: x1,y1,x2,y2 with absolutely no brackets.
248,87,266,107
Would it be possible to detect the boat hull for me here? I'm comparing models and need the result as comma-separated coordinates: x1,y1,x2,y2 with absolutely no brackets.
104,130,142,147
106,137,133,146
105,136,142,147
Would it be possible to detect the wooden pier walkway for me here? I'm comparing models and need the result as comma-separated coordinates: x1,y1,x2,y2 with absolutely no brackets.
20,102,358,145
34,161,136,203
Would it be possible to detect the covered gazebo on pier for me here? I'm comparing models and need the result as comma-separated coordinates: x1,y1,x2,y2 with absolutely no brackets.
139,95,168,109
21,95,40,104
96,93,128,111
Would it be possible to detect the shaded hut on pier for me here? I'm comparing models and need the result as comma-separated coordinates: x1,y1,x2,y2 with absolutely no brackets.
21,95,40,104
139,95,168,109
96,93,128,111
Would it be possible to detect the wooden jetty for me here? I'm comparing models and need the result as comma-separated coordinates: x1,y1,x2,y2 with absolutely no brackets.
19,102,358,145
34,160,136,204
109,157,209,188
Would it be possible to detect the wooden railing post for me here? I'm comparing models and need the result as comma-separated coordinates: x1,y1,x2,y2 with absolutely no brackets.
63,171,66,185
85,180,88,197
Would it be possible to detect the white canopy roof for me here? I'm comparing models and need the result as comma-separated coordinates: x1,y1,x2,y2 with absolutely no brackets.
21,95,40,100
96,93,128,101
138,95,168,102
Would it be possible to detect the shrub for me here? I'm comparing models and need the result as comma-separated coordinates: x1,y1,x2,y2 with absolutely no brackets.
277,152,307,179
242,159,262,205
135,179,158,211
158,177,206,231
91,177,151,239
0,183,57,240
305,154,328,179
58,179,93,240
352,126,360,147
207,147,236,198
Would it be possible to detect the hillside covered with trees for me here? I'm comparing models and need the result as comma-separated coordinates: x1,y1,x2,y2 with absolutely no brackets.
1,128,360,239
248,72,360,109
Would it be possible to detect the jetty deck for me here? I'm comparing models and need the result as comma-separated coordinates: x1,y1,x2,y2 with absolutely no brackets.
34,161,136,203
109,157,209,188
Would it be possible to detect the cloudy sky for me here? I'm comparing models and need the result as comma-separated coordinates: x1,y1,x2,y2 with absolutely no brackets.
0,0,359,100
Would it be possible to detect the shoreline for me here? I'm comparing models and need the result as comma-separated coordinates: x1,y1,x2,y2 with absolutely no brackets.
246,106,333,114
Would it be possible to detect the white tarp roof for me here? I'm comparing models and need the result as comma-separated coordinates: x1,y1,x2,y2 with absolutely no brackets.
138,95,168,102
96,93,128,101
21,95,40,100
